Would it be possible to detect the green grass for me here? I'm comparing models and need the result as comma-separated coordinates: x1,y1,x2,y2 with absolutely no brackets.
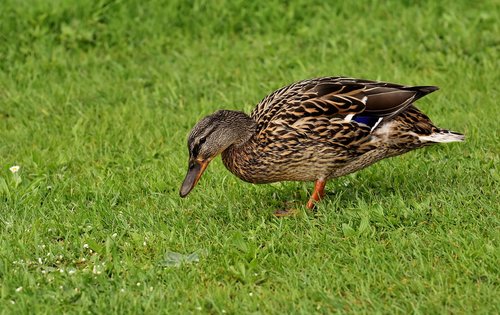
1,0,499,313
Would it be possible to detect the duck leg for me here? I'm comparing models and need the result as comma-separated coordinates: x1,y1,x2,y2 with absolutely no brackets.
306,179,326,209
274,179,326,217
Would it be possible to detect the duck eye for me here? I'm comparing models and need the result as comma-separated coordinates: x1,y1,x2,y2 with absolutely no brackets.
191,137,206,158
198,136,207,146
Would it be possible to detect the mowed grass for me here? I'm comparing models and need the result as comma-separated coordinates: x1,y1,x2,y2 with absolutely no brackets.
1,0,499,313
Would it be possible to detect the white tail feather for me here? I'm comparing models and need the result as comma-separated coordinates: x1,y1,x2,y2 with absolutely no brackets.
419,131,465,143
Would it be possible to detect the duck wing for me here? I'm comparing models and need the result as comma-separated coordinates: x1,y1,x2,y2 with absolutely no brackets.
251,76,438,133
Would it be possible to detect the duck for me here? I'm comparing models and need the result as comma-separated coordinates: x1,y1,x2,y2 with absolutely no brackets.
179,76,464,215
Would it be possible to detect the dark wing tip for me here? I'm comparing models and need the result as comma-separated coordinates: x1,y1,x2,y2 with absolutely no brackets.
412,85,439,95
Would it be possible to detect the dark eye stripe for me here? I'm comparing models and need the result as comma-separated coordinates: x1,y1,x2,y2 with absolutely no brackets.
188,121,220,157
198,136,207,146
191,136,205,157
191,144,200,157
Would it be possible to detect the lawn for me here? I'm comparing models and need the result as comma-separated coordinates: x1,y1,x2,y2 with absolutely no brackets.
0,0,499,313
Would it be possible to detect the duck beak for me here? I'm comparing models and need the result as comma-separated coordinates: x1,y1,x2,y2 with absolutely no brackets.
179,159,210,197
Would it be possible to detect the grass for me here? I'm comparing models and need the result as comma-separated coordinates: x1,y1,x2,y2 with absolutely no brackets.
0,0,499,313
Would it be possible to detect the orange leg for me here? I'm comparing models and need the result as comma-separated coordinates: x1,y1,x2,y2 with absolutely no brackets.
306,179,327,210
273,179,327,217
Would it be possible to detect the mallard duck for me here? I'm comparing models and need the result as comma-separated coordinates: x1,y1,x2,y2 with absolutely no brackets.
180,77,464,214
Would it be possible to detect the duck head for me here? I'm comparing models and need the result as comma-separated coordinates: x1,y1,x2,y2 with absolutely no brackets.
179,110,255,197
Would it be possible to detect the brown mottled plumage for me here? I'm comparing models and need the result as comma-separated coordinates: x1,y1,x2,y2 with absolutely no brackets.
180,77,464,213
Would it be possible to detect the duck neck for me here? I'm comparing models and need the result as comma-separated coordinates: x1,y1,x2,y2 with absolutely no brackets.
218,111,256,150
220,112,257,181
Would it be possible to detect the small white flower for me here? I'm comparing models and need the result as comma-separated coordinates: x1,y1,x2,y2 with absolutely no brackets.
15,287,23,292
112,233,117,238
249,292,253,296
92,265,101,274
83,244,89,249
143,241,147,246
9,165,20,173
136,282,141,286
68,268,76,275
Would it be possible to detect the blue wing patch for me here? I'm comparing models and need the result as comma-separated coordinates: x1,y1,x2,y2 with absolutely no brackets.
353,115,380,128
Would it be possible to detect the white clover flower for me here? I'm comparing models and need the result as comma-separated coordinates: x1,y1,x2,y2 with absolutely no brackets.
15,287,23,292
9,165,20,173
92,265,101,274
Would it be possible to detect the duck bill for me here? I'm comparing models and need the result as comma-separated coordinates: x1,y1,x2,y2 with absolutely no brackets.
179,159,210,197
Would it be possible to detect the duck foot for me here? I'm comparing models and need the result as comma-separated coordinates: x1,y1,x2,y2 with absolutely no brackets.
274,209,300,217
306,178,326,210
